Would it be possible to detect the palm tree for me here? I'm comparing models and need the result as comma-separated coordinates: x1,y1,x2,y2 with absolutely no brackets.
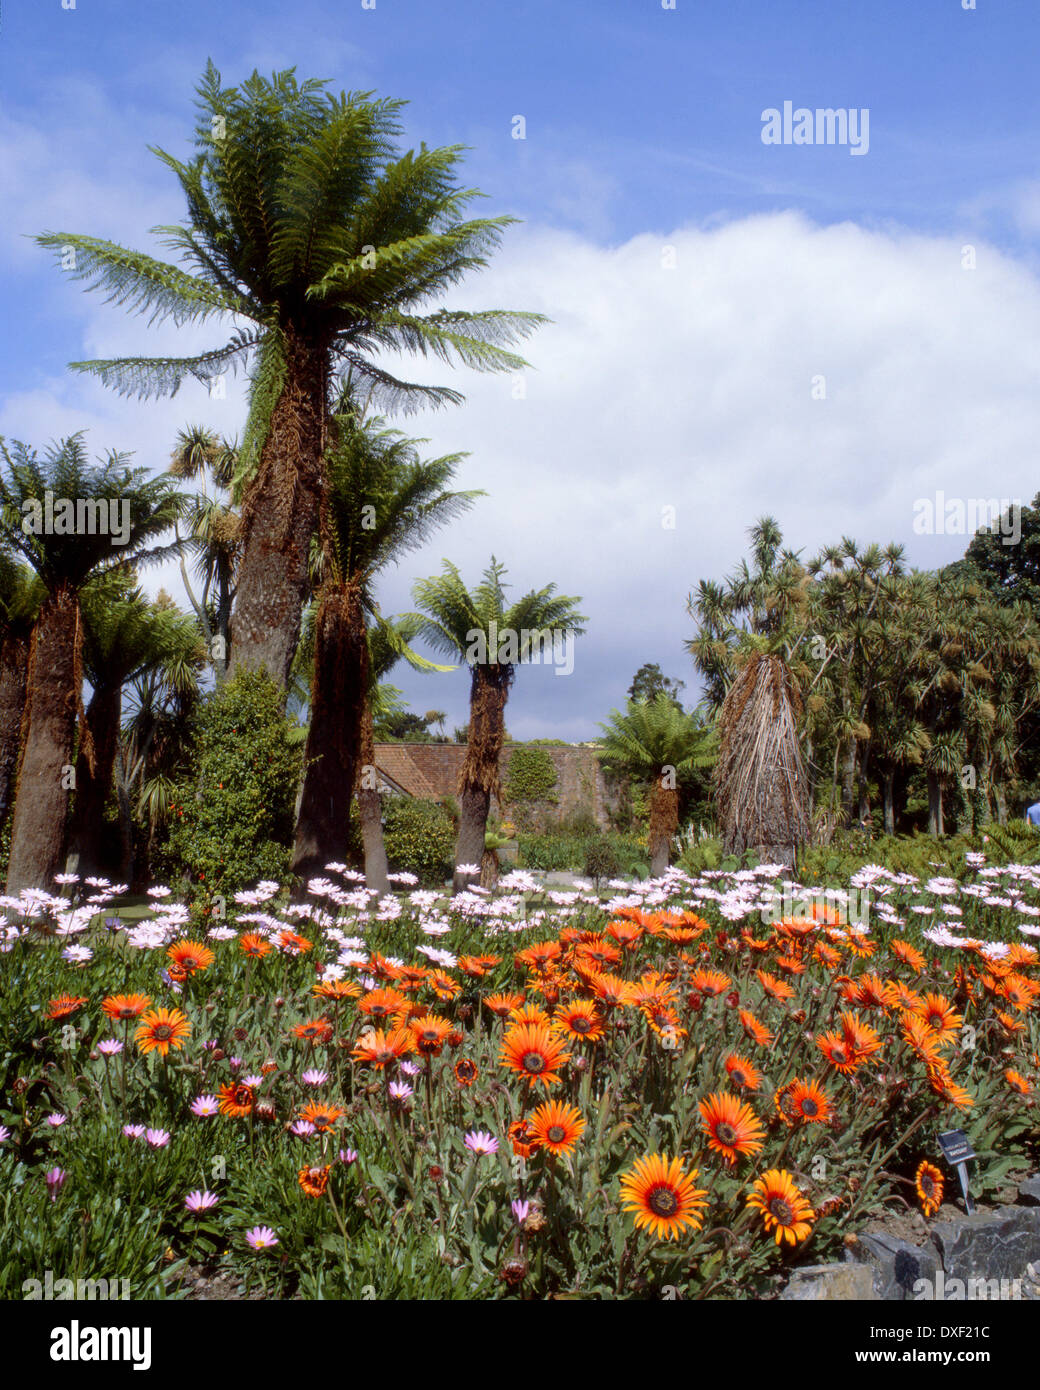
168,425,240,683
70,577,204,878
0,434,184,891
291,412,476,881
409,559,585,892
596,695,715,877
0,555,44,836
37,63,544,690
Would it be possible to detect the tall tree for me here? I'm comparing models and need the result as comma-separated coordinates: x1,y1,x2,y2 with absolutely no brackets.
0,435,183,891
291,412,475,882
38,63,543,690
410,559,585,892
627,662,685,709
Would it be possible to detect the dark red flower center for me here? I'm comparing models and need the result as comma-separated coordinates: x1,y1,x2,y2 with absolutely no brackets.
648,1185,679,1217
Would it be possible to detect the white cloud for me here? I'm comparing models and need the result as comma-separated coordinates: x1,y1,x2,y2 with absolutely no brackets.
5,209,1040,738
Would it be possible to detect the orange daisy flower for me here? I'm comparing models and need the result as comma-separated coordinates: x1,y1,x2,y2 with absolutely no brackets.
167,939,215,974
698,1092,765,1165
900,1011,945,1061
890,939,926,973
298,1164,331,1198
454,1058,479,1087
218,1082,256,1117
101,993,151,1021
499,1023,570,1090
618,1154,708,1241
239,933,272,959
293,1018,333,1043
1005,1068,1031,1095
508,1117,539,1158
276,929,312,954
788,1078,832,1125
839,1010,883,1062
915,1160,944,1217
509,1002,553,1029
134,1006,191,1055
409,1014,453,1057
351,1027,415,1068
47,994,88,1021
590,973,635,1009
358,988,409,1022
484,992,526,1018
747,1169,815,1246
926,1062,973,1110
299,1102,344,1132
605,920,643,951
552,1000,605,1043
724,1053,762,1091
912,993,963,1043
515,941,562,973
756,970,795,1002
816,1030,860,1074
393,965,429,992
528,1100,585,1157
739,1009,774,1048
313,978,361,1001
996,1010,1026,1034
457,954,502,979
689,968,732,998
428,972,462,1001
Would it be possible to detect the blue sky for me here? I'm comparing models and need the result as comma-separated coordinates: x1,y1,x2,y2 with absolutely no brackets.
3,0,1040,736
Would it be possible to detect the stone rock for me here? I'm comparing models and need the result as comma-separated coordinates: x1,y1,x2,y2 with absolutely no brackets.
929,1206,1040,1288
780,1262,878,1301
1016,1175,1040,1207
846,1232,941,1300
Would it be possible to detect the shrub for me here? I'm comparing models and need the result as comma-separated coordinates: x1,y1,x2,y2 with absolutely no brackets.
158,670,303,903
503,745,558,806
382,797,455,886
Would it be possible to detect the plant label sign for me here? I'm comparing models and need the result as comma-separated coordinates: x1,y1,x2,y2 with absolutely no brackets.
938,1128,976,1213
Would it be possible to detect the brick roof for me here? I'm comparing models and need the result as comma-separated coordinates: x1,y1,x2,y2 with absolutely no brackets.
373,744,466,800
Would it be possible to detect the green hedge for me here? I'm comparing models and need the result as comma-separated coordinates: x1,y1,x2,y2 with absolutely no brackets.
382,797,456,887
159,670,303,902
518,831,646,877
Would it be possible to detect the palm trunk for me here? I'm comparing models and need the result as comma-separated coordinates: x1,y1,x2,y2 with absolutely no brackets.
0,630,30,834
5,589,81,893
841,741,856,825
994,782,1008,826
882,768,896,837
113,739,135,885
648,777,679,878
291,581,367,883
68,683,122,878
357,702,390,898
927,770,944,837
453,663,511,894
228,330,327,690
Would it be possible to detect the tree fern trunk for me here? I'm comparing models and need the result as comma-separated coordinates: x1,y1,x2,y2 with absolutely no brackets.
292,581,368,884
0,630,29,835
229,331,327,690
648,777,678,877
5,590,80,893
453,663,510,894
357,702,390,898
68,684,121,878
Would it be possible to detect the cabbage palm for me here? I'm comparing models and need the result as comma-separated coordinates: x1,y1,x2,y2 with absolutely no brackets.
0,434,184,891
37,63,543,689
597,696,716,877
409,559,585,892
291,412,475,881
